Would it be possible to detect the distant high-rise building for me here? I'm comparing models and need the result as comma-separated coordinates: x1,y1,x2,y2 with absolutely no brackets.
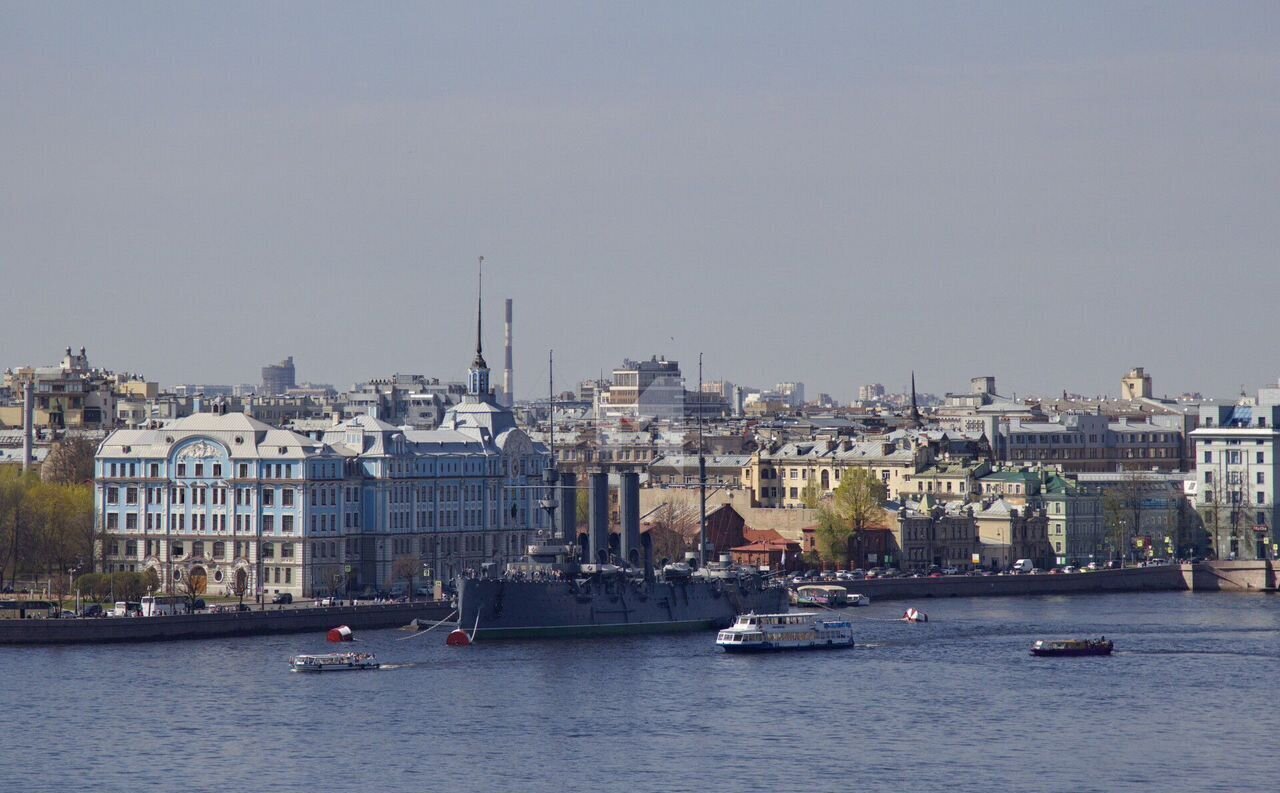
774,381,805,408
598,356,684,420
858,383,886,402
261,356,296,396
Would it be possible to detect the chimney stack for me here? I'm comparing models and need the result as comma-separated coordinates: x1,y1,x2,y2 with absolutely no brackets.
558,471,577,545
22,381,34,473
620,471,641,566
588,472,610,565
502,298,513,407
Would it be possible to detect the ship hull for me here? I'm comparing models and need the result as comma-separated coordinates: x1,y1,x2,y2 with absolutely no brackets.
457,576,788,640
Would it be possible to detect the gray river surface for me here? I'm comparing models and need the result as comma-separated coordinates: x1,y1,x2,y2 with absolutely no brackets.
2,591,1278,793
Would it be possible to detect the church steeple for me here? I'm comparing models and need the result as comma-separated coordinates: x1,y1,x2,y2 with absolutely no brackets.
468,256,491,398
909,371,922,428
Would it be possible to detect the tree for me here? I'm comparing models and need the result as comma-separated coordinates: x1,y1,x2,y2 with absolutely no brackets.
392,555,419,600
40,437,97,485
0,469,38,592
833,468,887,535
645,502,697,564
1103,472,1150,564
141,567,160,595
112,571,148,602
177,569,204,613
227,568,250,608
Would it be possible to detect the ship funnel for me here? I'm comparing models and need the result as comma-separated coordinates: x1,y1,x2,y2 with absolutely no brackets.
619,471,640,568
641,532,654,583
557,471,577,544
588,472,609,565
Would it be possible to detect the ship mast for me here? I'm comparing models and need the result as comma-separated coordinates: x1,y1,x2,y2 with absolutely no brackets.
698,352,707,566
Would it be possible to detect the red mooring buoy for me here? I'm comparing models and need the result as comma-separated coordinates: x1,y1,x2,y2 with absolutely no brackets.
327,625,354,642
445,628,471,647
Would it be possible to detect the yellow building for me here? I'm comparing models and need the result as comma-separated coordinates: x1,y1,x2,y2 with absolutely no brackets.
741,438,930,508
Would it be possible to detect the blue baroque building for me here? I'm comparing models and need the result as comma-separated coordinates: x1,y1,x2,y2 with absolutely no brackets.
94,302,551,599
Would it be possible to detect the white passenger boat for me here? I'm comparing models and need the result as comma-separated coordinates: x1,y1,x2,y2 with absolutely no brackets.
715,612,854,652
847,593,871,607
289,652,380,672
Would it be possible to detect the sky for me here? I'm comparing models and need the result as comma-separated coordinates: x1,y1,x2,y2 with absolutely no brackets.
3,2,1279,402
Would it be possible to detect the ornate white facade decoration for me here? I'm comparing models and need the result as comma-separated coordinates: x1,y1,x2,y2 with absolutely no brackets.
180,440,221,459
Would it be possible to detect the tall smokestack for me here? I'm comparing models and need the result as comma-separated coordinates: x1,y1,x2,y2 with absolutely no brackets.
503,298,513,407
620,472,640,567
22,381,34,473
589,472,609,565
558,471,577,545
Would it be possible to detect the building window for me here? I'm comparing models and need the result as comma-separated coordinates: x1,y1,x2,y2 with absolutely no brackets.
1203,451,1212,464
194,463,204,478
282,515,294,533
1258,492,1266,505
213,541,225,559
263,489,275,506
282,543,293,559
177,463,186,477
1205,471,1213,484
282,489,294,507
1258,452,1266,465
106,487,119,505
1258,472,1265,485
1229,450,1242,465
263,543,274,559
172,542,183,558
263,515,274,532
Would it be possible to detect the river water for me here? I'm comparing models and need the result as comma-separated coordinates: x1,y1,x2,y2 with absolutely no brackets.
2,592,1277,792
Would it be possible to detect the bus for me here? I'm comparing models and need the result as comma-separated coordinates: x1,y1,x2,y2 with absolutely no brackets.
0,600,57,619
140,596,189,617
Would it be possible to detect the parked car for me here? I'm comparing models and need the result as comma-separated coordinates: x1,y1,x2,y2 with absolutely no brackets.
271,593,293,605
319,596,342,607
941,567,960,576
80,603,104,617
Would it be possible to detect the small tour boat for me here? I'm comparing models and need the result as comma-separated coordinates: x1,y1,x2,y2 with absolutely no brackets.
716,612,854,652
289,652,380,672
1030,638,1113,657
847,593,871,607
791,584,848,608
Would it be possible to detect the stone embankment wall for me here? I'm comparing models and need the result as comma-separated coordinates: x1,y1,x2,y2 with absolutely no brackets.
0,601,455,645
832,565,1186,603
1182,560,1276,592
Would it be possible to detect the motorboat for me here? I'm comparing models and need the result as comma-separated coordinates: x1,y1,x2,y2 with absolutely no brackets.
1030,638,1113,657
289,652,380,672
846,593,871,607
716,612,854,652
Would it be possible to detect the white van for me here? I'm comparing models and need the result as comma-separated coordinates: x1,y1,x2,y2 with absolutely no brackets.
1011,559,1035,574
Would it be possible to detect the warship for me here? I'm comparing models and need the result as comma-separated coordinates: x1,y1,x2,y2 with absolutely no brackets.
456,351,787,640
456,470,788,640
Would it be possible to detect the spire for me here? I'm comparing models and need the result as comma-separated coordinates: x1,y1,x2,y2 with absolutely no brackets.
910,371,922,427
472,256,487,369
467,256,491,399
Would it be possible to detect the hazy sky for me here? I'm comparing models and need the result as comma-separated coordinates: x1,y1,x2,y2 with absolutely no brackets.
4,2,1279,401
